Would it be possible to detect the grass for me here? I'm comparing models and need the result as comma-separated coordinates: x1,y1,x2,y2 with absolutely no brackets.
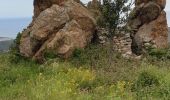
1,44,170,100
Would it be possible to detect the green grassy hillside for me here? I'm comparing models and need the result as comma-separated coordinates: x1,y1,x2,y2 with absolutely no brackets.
1,44,170,100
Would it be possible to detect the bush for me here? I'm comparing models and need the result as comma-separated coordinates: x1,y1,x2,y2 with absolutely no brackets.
10,32,21,53
73,48,84,58
2,41,170,99
133,71,160,90
131,65,170,99
147,48,170,60
44,50,57,60
9,32,23,63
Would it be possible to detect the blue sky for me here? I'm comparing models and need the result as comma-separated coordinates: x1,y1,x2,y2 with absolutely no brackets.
0,0,89,18
0,0,169,25
0,0,33,18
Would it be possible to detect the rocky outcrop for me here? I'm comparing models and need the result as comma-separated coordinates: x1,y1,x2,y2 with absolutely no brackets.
87,0,101,18
19,0,96,62
111,0,168,58
135,0,166,9
128,0,168,55
33,0,80,18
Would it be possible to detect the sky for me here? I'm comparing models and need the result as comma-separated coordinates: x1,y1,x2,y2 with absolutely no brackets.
0,0,169,25
0,0,88,18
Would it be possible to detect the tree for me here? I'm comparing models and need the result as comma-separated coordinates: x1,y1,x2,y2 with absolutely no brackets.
102,0,132,39
101,0,133,66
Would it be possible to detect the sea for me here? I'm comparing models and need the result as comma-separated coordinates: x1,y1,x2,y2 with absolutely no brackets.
0,18,32,39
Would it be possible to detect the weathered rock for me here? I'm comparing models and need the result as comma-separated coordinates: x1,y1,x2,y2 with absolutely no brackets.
47,20,87,58
134,11,168,49
87,0,101,9
20,0,96,62
87,0,101,18
129,0,168,55
128,1,161,29
33,0,81,18
140,2,161,24
135,0,166,9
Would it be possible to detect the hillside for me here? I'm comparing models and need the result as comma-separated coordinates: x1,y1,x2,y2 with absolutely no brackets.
168,27,170,43
0,0,170,99
0,38,13,52
1,44,170,99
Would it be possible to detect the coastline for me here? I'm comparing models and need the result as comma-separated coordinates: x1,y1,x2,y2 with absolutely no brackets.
0,38,13,52
0,37,13,41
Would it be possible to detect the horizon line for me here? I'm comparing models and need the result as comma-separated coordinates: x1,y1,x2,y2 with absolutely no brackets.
0,17,32,19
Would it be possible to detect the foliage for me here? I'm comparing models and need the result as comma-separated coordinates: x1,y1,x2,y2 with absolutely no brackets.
98,0,132,67
101,0,132,37
130,65,170,99
132,66,161,92
0,53,133,100
9,32,23,63
1,45,170,99
44,50,58,60
10,32,21,53
147,48,170,60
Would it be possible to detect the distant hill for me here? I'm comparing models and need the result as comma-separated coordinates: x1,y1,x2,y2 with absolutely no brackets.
168,27,170,43
0,38,13,52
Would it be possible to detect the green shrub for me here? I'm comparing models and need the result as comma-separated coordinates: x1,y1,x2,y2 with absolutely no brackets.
131,65,170,99
10,32,21,52
0,53,135,100
9,32,23,63
132,65,163,90
2,41,170,99
44,50,57,60
147,48,170,60
73,48,84,58
134,71,160,89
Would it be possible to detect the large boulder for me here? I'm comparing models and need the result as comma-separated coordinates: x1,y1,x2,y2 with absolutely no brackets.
19,0,96,62
33,0,81,18
135,0,166,9
87,0,101,18
129,0,168,55
134,11,168,48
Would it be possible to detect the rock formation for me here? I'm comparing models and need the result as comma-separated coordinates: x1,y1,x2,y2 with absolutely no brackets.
128,0,168,55
19,0,96,62
87,0,101,18
33,0,81,18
